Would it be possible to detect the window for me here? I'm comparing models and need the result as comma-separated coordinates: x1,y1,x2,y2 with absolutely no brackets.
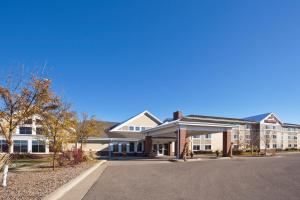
272,135,277,139
121,144,127,152
137,142,142,152
135,126,140,131
0,140,8,152
294,144,298,148
205,145,211,150
129,143,134,152
294,136,297,140
24,119,32,124
246,124,251,129
13,140,28,153
288,144,292,148
266,125,275,130
233,144,239,150
129,126,134,131
272,144,277,149
32,140,45,153
234,134,239,140
205,134,211,139
35,119,42,125
266,144,270,148
193,145,200,151
141,127,146,131
193,135,201,139
19,127,32,135
36,127,44,135
113,144,118,152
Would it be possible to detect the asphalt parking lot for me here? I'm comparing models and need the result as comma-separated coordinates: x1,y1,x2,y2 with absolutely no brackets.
83,154,300,200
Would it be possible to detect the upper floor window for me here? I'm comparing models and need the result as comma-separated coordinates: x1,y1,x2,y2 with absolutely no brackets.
205,134,211,139
234,134,239,140
36,127,44,135
141,127,146,131
266,125,275,130
19,127,32,135
35,119,43,125
24,119,32,125
193,135,201,139
129,126,134,131
272,135,277,139
135,127,140,131
246,124,251,129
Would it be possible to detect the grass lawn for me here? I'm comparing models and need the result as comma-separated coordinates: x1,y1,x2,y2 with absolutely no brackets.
10,157,52,171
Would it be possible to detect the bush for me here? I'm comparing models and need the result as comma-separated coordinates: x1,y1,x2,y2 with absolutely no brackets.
11,153,46,160
232,150,242,155
193,151,213,155
57,149,85,166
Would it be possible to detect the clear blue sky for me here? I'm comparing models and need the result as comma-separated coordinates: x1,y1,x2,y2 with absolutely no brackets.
0,1,300,123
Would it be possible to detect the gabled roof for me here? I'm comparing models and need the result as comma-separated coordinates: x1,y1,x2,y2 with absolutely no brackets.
109,110,162,132
243,113,272,122
244,113,284,125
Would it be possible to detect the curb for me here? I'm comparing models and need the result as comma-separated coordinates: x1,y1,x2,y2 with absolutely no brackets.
43,160,107,200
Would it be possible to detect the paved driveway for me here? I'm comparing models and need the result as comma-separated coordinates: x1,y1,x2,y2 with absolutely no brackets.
83,154,300,200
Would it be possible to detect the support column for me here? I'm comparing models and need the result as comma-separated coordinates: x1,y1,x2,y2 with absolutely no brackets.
144,136,152,157
176,128,187,159
223,130,232,157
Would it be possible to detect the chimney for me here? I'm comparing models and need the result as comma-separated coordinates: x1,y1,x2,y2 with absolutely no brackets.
173,111,183,120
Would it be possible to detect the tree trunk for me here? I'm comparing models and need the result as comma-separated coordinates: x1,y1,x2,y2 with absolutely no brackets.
52,151,56,171
8,143,13,154
80,140,83,150
52,136,56,171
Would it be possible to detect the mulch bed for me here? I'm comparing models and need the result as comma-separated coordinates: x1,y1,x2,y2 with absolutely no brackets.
0,162,93,200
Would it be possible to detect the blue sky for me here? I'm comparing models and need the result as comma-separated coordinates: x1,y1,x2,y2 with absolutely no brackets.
0,1,300,123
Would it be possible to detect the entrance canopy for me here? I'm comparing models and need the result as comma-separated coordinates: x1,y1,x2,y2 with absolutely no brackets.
142,112,255,159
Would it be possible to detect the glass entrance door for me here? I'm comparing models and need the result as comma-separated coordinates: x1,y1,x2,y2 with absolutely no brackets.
158,144,163,156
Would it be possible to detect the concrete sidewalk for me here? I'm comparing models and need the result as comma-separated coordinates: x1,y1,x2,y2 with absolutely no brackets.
58,161,108,200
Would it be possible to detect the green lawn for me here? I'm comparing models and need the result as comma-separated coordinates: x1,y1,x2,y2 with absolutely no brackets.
10,157,51,171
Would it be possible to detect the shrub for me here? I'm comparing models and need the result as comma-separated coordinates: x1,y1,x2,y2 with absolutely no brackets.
73,149,84,164
232,150,242,155
11,153,46,160
193,151,213,155
57,149,85,166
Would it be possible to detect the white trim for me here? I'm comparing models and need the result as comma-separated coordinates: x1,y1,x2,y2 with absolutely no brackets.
260,113,283,124
110,110,162,132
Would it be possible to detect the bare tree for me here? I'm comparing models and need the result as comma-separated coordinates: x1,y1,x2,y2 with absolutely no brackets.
40,102,76,170
74,113,98,150
260,130,271,156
